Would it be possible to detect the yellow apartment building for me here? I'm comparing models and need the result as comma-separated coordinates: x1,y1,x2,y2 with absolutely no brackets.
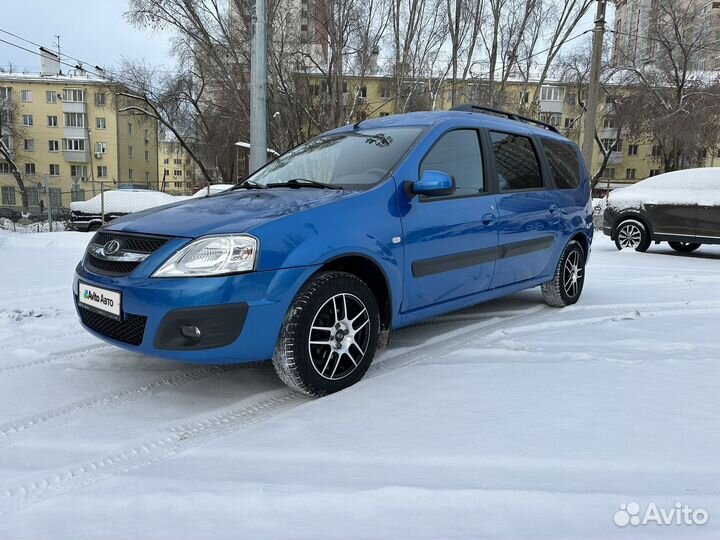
0,67,158,210
158,140,196,195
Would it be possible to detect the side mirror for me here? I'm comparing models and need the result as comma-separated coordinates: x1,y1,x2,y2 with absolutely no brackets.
412,170,456,197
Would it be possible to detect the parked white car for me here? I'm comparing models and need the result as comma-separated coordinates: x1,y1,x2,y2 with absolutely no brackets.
69,190,180,232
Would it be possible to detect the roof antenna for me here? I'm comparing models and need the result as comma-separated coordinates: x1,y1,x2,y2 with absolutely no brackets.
353,119,362,130
54,35,62,74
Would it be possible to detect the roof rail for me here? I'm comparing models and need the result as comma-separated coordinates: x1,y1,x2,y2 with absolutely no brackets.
451,104,560,134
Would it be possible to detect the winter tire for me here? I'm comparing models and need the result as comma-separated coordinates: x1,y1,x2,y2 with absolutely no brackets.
668,241,701,253
614,219,650,252
272,271,380,396
541,240,586,307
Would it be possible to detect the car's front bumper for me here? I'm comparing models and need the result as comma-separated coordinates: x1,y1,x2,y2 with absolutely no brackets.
73,262,320,364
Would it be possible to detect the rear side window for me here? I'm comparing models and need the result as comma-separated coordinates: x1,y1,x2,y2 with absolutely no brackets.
541,138,581,189
490,131,543,191
421,129,484,197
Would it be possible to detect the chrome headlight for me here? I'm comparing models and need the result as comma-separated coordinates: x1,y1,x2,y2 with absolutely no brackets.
152,235,258,277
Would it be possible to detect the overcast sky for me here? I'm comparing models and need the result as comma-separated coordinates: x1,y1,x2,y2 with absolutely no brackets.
0,1,174,73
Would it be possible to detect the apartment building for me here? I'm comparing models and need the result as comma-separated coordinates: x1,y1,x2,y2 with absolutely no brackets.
0,60,158,210
158,140,197,195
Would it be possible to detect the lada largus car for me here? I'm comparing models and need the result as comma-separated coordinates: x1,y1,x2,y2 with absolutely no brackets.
74,105,593,396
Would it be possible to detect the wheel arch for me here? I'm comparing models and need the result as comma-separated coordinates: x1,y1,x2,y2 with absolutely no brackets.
612,212,652,240
319,253,393,332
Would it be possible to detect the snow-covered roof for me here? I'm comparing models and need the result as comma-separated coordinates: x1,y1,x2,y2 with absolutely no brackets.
609,168,720,207
69,190,179,214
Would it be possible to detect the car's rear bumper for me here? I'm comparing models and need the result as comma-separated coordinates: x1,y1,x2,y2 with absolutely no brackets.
73,262,320,364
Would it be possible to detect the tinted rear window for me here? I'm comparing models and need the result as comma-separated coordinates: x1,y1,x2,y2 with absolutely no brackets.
490,131,543,191
541,138,581,189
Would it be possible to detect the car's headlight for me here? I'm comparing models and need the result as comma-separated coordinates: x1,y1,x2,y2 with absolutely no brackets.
152,235,258,277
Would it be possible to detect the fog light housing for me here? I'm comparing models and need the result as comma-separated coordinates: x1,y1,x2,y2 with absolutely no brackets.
180,324,202,341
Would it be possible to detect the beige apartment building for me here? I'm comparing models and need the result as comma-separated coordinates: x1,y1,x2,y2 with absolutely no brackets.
0,61,158,210
158,140,197,195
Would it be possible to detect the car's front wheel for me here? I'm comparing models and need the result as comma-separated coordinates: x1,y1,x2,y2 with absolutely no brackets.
541,240,586,307
614,219,651,252
272,271,380,396
669,241,701,253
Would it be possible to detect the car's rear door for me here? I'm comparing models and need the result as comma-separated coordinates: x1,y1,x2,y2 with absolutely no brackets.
694,204,720,242
398,127,499,312
487,129,562,289
644,203,697,238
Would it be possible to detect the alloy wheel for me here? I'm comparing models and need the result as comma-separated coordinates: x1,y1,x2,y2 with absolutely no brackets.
562,249,583,299
618,224,642,249
307,293,371,381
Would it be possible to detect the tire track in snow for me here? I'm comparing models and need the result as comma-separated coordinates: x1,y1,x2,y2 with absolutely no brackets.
0,329,92,355
0,365,234,450
0,307,546,516
0,344,112,374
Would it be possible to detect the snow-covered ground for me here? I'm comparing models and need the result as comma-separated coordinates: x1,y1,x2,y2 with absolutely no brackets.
1,230,720,539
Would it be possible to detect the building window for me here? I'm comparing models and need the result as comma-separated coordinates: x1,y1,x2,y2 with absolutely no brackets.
342,81,348,94
49,164,60,176
626,168,636,179
163,168,170,176
358,86,368,98
46,91,57,103
21,90,32,102
94,92,106,106
521,91,530,104
23,139,34,152
97,165,108,178
22,114,33,126
649,169,660,176
49,140,59,152
49,187,61,207
71,186,85,202
48,115,58,127
0,163,10,174
145,171,150,183
70,165,88,178
1,186,15,205
174,158,182,165
96,117,106,129
540,113,562,127
602,116,616,129
163,158,169,165
64,113,85,127
128,168,134,180
565,93,577,106
651,145,661,157
25,163,35,175
601,167,615,179
62,89,85,102
128,146,134,158
540,86,564,101
379,112,390,117
628,144,638,156
27,189,38,205
309,84,320,97
173,170,183,177
144,129,150,142
701,148,708,159
144,150,150,161
95,142,107,154
128,123,133,135
380,87,391,99
601,138,622,152
564,117,575,128
62,138,86,151
0,87,10,100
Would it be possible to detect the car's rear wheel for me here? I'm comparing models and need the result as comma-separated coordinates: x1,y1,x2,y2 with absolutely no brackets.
272,271,380,396
614,219,650,252
541,240,586,307
669,241,701,253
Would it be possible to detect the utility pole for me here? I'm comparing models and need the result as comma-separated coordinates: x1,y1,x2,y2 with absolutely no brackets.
581,0,607,176
249,0,268,174
44,173,53,232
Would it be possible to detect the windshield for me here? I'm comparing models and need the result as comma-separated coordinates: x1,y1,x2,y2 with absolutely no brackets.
247,127,424,188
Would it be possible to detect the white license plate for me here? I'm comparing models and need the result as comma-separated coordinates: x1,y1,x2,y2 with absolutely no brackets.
78,282,122,320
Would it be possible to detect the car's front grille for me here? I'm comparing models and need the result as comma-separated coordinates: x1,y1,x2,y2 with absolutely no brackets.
84,232,170,277
79,307,147,346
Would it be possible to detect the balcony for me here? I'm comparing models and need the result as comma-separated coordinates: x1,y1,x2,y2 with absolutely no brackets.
63,150,90,163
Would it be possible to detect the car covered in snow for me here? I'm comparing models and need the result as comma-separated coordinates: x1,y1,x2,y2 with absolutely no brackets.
603,168,720,252
68,190,180,232
73,106,593,396
191,184,235,198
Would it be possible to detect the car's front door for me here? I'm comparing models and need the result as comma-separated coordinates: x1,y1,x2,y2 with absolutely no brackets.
398,128,499,312
694,204,720,241
644,204,697,237
488,130,562,289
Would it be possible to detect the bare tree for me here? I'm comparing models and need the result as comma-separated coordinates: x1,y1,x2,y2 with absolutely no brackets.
0,88,29,209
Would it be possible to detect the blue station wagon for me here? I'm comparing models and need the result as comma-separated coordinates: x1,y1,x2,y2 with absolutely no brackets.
73,105,593,395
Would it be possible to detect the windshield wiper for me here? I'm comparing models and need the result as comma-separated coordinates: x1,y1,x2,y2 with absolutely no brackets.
266,178,343,190
231,179,267,190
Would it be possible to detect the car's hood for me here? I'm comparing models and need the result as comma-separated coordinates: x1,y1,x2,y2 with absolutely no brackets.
105,188,354,237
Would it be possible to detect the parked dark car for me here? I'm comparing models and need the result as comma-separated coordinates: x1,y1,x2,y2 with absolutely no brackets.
29,207,72,223
603,168,720,252
0,207,22,222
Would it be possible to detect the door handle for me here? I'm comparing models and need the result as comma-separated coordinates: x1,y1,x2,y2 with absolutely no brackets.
548,204,559,215
481,213,496,225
